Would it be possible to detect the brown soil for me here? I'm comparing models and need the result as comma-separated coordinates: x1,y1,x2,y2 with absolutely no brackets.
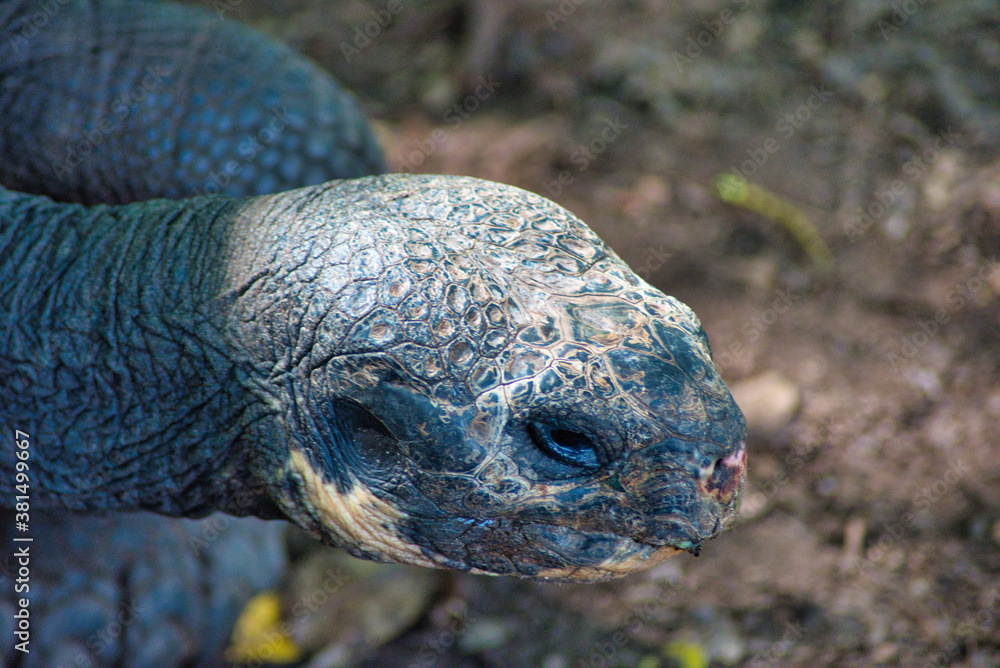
192,1,1000,666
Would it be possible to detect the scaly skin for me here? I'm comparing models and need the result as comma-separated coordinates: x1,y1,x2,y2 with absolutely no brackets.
0,0,383,203
3,174,747,579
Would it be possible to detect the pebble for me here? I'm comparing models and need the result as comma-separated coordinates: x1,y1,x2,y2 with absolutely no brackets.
542,654,569,668
673,608,747,666
288,549,439,665
729,370,801,434
871,642,900,663
830,615,866,650
457,617,513,654
705,615,747,665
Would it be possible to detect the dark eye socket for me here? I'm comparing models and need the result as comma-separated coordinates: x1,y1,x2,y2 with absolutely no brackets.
528,422,600,469
330,398,401,471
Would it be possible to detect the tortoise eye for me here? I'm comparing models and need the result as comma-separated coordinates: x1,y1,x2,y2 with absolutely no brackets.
528,422,600,469
330,398,402,472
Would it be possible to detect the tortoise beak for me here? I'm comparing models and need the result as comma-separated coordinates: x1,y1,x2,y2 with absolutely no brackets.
619,439,746,553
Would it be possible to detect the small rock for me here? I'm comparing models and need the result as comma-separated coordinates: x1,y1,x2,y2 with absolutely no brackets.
677,181,713,213
457,617,513,654
705,615,746,665
871,642,899,664
909,578,932,599
542,653,569,668
617,174,671,223
307,643,350,668
815,475,839,497
829,615,866,650
680,608,746,666
287,549,439,663
729,370,801,434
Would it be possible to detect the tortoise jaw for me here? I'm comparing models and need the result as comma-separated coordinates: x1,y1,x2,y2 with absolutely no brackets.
512,489,741,578
395,486,740,581
418,518,687,582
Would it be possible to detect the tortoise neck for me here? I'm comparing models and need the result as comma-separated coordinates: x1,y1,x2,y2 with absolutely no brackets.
0,188,260,515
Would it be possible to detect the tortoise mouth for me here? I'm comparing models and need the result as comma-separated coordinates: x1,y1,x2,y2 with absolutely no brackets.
405,511,731,582
392,448,746,581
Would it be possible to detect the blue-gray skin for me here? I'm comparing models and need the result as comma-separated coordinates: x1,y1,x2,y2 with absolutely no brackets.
0,0,382,202
0,0,746,664
1,0,380,664
0,511,282,666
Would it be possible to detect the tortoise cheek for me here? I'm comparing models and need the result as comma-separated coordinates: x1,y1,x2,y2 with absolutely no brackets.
284,450,435,568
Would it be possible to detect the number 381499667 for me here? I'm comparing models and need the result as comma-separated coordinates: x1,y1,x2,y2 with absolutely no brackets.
13,430,31,522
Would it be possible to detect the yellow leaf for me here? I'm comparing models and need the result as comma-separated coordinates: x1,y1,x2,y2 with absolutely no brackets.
225,591,303,664
662,639,708,668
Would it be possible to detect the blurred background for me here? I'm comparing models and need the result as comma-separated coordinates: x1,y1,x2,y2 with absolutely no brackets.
186,1,1000,665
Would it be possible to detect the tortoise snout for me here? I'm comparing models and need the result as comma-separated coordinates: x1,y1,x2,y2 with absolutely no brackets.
699,442,746,505
619,437,746,551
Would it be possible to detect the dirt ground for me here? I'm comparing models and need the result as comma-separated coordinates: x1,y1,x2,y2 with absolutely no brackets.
190,1,1000,666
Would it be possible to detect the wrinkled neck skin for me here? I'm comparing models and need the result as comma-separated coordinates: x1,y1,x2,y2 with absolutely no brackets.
0,187,279,516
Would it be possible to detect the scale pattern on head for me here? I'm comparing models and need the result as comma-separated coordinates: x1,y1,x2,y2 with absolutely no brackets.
229,173,746,582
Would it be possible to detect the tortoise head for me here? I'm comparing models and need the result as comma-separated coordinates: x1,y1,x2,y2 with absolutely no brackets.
229,174,746,582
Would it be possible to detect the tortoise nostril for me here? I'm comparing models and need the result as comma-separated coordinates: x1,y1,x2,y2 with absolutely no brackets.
701,444,747,501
